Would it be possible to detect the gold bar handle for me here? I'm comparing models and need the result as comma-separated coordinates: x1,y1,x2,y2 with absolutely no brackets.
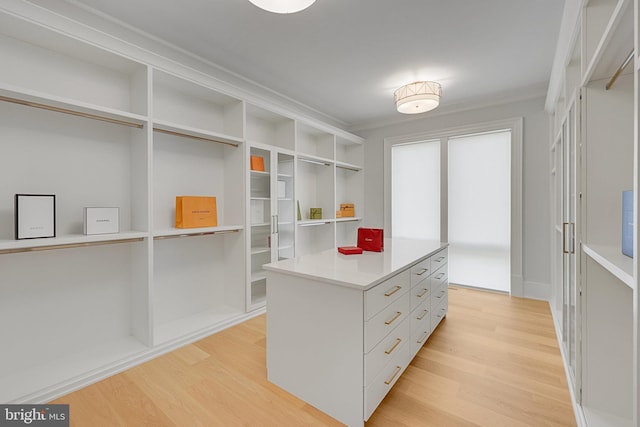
417,331,429,344
384,366,402,385
434,273,445,280
384,285,402,297
570,222,575,254
416,268,429,276
384,338,402,355
417,309,429,320
417,288,429,298
434,256,445,263
385,311,402,325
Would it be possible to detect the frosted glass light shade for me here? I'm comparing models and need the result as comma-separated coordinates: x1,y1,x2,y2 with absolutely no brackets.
394,81,441,114
248,0,316,13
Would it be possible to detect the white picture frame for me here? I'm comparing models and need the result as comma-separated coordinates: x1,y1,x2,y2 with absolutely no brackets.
15,194,56,240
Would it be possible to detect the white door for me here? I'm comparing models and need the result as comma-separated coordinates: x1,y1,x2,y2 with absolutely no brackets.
447,130,511,292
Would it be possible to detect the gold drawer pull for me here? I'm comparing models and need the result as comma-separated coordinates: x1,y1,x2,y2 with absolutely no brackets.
434,256,445,263
434,273,445,280
437,309,446,318
417,331,429,344
384,285,402,297
417,288,429,298
435,290,445,299
415,268,429,276
385,311,402,325
385,338,402,355
384,365,402,385
417,309,429,320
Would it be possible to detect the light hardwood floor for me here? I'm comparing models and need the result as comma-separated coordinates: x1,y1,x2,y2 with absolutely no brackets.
52,286,576,426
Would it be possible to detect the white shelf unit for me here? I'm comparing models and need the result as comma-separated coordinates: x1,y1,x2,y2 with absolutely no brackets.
295,124,364,254
0,5,365,404
245,104,297,310
336,136,364,247
151,69,245,345
0,15,151,404
548,0,638,425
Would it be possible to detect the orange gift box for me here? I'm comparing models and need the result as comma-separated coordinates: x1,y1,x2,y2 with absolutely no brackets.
250,155,265,171
176,196,218,228
340,203,355,217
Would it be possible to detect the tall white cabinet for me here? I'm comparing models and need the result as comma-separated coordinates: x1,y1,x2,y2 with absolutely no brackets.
548,0,638,425
0,4,363,403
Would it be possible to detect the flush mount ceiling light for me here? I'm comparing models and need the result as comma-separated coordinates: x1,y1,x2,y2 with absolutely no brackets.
394,81,442,114
248,0,316,13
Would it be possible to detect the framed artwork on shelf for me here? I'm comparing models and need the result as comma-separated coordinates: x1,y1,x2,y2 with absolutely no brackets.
15,194,56,240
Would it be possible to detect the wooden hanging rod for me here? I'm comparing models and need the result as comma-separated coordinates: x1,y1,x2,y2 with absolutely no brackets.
336,164,361,172
298,157,331,167
153,229,239,240
0,95,144,128
0,237,145,255
606,50,635,90
153,127,239,147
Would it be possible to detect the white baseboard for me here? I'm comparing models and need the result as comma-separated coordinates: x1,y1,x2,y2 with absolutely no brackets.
548,303,587,427
522,280,552,300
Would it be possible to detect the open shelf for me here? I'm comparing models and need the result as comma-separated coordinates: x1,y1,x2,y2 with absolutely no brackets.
583,244,633,289
0,231,147,254
245,103,294,150
153,119,242,147
0,83,147,128
152,69,243,140
153,225,243,239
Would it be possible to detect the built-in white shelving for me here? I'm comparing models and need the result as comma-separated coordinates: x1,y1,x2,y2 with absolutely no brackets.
0,4,365,404
549,0,638,425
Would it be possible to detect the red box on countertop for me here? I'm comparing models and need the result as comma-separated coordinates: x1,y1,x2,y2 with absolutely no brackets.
338,246,363,255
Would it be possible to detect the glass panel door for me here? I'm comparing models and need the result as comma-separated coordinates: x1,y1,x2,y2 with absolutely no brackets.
562,100,581,399
275,152,295,260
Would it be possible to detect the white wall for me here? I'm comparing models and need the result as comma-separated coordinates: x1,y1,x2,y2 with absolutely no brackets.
357,96,551,299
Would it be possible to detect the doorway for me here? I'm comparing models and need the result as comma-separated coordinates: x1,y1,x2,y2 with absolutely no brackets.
385,118,522,295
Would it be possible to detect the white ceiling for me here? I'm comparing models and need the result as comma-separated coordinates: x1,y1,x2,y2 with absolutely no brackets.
41,0,565,130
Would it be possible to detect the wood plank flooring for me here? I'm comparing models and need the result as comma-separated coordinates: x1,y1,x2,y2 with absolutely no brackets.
51,286,576,426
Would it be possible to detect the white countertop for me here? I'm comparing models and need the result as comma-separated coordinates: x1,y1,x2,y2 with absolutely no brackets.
264,238,448,290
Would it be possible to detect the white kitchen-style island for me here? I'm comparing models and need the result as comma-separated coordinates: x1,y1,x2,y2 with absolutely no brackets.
264,238,449,426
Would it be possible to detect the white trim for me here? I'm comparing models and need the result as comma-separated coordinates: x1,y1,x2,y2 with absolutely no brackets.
384,117,524,296
550,302,588,427
15,308,266,404
523,280,552,301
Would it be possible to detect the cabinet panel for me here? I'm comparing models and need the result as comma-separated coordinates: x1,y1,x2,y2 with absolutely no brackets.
411,298,431,356
364,291,410,353
364,317,410,386
364,270,410,320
